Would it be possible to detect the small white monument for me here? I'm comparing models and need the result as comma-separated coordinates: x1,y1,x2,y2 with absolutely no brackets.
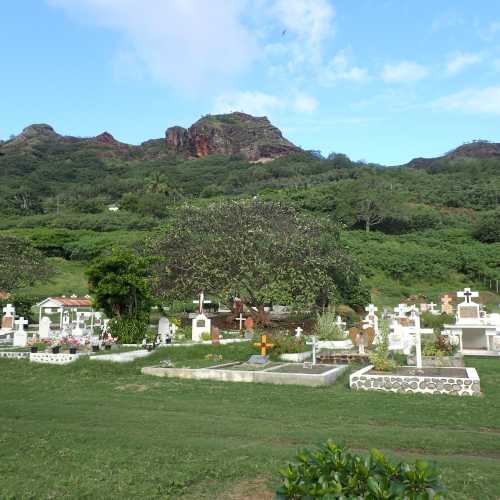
192,291,211,342
158,317,171,344
39,316,52,340
294,326,303,337
363,304,379,335
13,317,28,347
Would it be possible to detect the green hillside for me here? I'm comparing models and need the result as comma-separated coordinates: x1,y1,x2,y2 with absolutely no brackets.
1,118,499,304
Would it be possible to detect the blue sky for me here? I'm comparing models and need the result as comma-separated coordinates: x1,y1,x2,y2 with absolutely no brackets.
2,0,500,165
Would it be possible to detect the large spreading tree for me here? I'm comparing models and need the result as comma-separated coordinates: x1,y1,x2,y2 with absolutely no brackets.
0,235,50,293
150,200,368,323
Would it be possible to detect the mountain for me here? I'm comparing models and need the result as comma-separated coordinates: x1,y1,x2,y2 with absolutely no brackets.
165,112,302,161
0,112,303,162
406,140,500,169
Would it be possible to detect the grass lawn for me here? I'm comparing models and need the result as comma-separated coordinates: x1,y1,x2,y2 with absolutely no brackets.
1,343,500,499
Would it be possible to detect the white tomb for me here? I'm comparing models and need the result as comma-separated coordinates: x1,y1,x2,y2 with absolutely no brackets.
443,288,499,353
1,304,16,332
191,292,211,342
388,304,433,354
13,317,28,347
158,317,171,344
39,316,52,340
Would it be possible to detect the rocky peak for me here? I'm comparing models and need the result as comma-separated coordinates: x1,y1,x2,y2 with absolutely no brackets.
165,112,302,161
20,123,59,140
94,132,119,145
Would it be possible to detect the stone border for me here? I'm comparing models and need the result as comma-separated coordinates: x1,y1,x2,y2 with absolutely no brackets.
279,351,312,362
0,351,30,359
350,365,480,396
90,350,153,363
30,353,80,365
142,363,348,387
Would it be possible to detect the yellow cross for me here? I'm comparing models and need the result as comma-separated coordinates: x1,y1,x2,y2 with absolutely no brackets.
254,334,274,356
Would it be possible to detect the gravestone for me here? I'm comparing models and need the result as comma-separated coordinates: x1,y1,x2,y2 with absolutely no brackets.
294,326,303,337
247,355,269,365
211,326,220,345
158,317,170,345
39,316,52,340
441,294,453,315
192,313,211,342
244,316,254,339
349,326,375,354
1,304,15,330
13,317,28,347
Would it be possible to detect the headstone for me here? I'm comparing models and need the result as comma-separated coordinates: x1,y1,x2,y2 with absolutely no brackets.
1,304,15,330
441,294,453,315
158,317,170,345
169,323,178,337
244,316,254,339
428,302,438,315
294,326,303,337
192,313,211,342
247,355,269,365
457,288,479,304
211,326,220,345
306,335,317,365
39,316,52,340
13,317,28,347
335,315,347,332
349,326,375,354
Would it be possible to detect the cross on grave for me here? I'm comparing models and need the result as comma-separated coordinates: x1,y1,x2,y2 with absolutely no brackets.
457,288,479,304
428,302,438,314
365,304,378,316
2,304,15,317
193,291,212,314
254,334,274,357
394,303,407,317
441,294,453,315
335,315,346,331
235,313,245,331
294,326,303,337
14,317,28,333
306,335,317,365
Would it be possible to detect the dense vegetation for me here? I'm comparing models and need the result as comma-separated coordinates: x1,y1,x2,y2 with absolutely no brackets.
1,128,499,304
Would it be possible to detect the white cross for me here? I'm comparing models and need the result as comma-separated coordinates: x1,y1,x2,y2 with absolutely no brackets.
306,335,317,365
294,326,303,337
14,317,28,333
169,323,178,336
365,304,378,316
457,288,479,304
235,313,245,331
335,315,346,330
394,303,407,317
193,291,211,314
2,304,15,317
428,302,437,313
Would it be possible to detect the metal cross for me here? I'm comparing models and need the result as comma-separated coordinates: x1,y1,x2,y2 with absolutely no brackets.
254,334,274,356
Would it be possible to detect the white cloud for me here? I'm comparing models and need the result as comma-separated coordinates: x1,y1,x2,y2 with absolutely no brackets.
446,52,484,75
213,91,284,116
293,93,318,113
48,0,258,91
433,86,500,114
323,50,368,83
381,61,429,83
213,90,318,116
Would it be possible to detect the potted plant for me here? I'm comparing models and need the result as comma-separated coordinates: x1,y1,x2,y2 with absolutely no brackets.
67,336,80,355
51,341,61,354
27,338,39,353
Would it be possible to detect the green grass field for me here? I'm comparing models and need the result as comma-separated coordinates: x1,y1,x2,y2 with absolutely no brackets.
1,343,500,499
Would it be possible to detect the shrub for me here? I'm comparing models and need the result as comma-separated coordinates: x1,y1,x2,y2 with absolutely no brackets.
369,322,397,372
277,440,446,499
270,331,307,356
108,318,149,344
201,332,211,341
313,308,345,340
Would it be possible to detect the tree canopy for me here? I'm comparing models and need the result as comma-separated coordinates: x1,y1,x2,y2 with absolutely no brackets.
0,235,50,292
86,249,154,320
150,200,368,320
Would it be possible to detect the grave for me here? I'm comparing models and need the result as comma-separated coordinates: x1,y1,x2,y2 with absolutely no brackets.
191,292,211,342
13,317,28,347
442,287,499,354
1,304,15,331
158,317,171,345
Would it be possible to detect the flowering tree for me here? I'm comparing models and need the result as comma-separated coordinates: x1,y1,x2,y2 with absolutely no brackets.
150,200,368,324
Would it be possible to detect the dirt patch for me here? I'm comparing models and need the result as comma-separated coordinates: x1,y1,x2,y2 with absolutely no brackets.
217,478,275,500
115,384,149,392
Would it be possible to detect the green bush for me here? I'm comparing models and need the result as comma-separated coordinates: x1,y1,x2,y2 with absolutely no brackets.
270,331,307,356
108,318,149,344
277,440,446,499
313,308,345,340
369,323,397,372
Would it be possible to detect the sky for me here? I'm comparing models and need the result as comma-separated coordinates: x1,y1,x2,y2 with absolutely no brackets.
2,1,500,165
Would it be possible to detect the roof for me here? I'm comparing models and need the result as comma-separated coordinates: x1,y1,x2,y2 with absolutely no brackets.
38,297,92,307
